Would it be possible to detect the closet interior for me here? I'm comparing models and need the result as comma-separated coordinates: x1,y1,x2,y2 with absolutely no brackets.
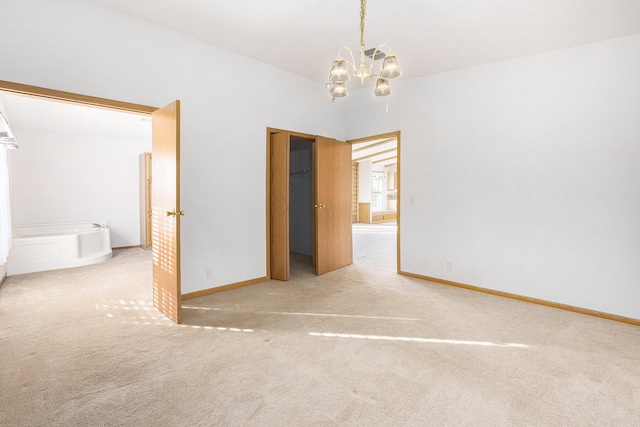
289,137,314,268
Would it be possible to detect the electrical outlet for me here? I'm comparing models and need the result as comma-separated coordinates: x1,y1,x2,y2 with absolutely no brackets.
205,267,213,279
410,195,416,205
447,261,454,271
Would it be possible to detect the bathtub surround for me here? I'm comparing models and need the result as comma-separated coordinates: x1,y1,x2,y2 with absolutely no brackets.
1,245,640,425
7,222,112,275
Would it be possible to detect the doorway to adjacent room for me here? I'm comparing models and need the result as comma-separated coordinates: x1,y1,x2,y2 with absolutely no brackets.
349,132,401,273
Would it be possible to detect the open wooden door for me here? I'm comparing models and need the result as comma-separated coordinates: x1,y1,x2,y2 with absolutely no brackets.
269,132,290,280
151,100,182,323
314,136,353,275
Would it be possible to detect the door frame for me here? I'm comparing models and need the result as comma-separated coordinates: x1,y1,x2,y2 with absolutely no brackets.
265,127,318,279
266,128,354,279
347,131,401,273
0,80,157,114
0,79,183,319
268,131,291,281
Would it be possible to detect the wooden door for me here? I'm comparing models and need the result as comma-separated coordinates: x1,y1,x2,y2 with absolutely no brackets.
269,132,290,280
314,136,353,275
151,101,182,323
139,152,152,249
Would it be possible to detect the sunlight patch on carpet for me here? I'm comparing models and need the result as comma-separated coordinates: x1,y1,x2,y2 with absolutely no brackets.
308,332,529,348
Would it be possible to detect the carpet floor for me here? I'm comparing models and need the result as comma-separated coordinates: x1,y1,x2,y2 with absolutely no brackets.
1,223,640,426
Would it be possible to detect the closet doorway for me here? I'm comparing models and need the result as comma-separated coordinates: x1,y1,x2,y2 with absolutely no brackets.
267,128,353,280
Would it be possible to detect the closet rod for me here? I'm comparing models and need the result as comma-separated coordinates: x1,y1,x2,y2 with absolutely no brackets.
290,168,311,175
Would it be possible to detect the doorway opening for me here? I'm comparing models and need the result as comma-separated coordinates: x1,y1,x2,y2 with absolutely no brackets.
348,132,400,273
0,91,152,254
289,136,315,275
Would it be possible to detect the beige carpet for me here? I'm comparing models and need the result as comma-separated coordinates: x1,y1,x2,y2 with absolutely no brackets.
1,224,640,426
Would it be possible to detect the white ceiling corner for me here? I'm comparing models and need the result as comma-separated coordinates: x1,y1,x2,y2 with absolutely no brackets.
88,0,640,84
5,1,640,139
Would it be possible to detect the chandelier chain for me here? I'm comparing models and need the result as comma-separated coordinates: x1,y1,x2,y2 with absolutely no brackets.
326,0,400,100
360,0,367,49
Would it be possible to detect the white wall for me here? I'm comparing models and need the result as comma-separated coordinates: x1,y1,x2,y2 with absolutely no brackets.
0,0,345,293
346,34,640,319
7,128,150,247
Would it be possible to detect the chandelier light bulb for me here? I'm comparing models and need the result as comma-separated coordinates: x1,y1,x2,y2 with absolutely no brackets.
374,78,391,96
330,59,350,82
380,55,401,79
331,82,348,98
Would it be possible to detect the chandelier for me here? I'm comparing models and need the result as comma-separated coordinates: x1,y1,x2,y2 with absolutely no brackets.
0,112,18,149
326,0,401,101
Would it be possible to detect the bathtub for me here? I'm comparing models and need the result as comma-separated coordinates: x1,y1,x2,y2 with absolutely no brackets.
7,222,112,275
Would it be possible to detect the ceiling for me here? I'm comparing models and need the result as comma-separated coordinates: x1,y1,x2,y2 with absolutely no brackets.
89,0,640,86
352,137,397,167
4,1,639,147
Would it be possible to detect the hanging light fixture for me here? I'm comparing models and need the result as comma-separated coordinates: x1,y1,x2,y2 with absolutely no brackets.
325,0,401,101
0,111,18,149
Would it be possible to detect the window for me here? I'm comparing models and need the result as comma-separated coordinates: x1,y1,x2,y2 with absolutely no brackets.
371,171,386,211
0,111,17,263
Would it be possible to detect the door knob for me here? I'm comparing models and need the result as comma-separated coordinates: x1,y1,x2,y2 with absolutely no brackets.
178,210,185,216
314,203,325,209
166,210,176,217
